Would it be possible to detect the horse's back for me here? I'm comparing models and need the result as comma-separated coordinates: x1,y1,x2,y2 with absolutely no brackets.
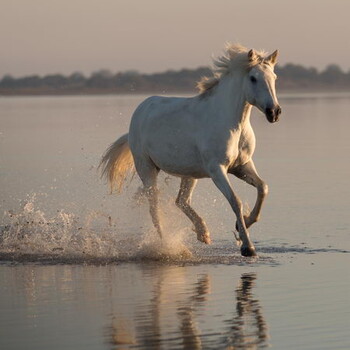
129,95,192,144
131,95,191,120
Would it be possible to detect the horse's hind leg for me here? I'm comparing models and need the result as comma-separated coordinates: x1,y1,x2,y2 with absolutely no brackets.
135,158,163,238
175,177,211,244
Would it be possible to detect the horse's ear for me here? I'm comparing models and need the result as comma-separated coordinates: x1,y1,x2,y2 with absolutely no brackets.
265,50,279,66
248,49,257,62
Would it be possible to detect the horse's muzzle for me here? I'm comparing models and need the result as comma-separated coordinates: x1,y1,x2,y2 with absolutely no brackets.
265,106,281,123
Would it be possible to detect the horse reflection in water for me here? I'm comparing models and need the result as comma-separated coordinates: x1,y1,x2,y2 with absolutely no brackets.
176,275,210,349
107,272,269,349
226,274,269,349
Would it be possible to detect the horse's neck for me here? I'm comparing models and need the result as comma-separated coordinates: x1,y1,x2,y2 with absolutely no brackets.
208,74,252,129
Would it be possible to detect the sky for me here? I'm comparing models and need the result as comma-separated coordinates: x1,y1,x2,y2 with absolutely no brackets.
1,0,350,77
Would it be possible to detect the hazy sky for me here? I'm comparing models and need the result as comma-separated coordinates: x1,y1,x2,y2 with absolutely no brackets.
1,0,350,77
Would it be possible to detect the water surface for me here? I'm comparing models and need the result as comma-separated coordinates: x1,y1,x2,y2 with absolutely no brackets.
0,93,349,349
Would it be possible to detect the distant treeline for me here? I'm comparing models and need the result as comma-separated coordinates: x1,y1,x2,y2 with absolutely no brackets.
1,63,350,95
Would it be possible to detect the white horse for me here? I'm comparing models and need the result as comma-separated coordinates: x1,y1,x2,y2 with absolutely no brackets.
100,44,281,257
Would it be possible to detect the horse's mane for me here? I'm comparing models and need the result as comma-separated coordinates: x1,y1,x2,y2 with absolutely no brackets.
197,43,267,94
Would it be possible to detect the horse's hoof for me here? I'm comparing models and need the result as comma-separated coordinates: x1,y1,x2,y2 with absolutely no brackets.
241,246,257,257
198,233,211,245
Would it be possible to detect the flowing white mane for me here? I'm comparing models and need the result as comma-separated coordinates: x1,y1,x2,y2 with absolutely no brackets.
197,43,267,94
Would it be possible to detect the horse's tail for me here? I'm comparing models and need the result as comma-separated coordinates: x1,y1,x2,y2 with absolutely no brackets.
99,133,135,193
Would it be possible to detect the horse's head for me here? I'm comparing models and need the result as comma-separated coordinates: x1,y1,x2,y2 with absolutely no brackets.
244,49,281,123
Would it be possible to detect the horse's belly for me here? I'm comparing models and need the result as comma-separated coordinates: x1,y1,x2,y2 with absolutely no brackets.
148,142,208,178
152,155,208,178
164,166,208,179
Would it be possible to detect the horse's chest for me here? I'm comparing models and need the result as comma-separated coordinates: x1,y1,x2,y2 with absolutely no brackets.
228,129,256,167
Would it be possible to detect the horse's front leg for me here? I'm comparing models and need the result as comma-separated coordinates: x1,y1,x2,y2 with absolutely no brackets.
209,165,256,257
230,160,268,229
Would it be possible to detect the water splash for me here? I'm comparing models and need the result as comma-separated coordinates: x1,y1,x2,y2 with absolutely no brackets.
1,194,119,257
0,194,194,263
0,194,274,265
137,229,193,262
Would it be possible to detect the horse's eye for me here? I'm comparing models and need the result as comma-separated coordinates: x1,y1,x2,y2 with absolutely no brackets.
250,76,257,83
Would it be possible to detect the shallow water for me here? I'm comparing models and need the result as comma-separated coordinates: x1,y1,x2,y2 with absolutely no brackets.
0,93,349,349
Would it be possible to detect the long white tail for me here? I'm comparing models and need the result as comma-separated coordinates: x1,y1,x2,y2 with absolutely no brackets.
99,133,135,193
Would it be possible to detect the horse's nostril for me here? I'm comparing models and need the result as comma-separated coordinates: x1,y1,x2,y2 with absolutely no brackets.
265,107,280,123
265,108,273,116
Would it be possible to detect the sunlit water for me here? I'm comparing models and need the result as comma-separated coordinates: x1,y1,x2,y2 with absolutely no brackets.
0,93,349,349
